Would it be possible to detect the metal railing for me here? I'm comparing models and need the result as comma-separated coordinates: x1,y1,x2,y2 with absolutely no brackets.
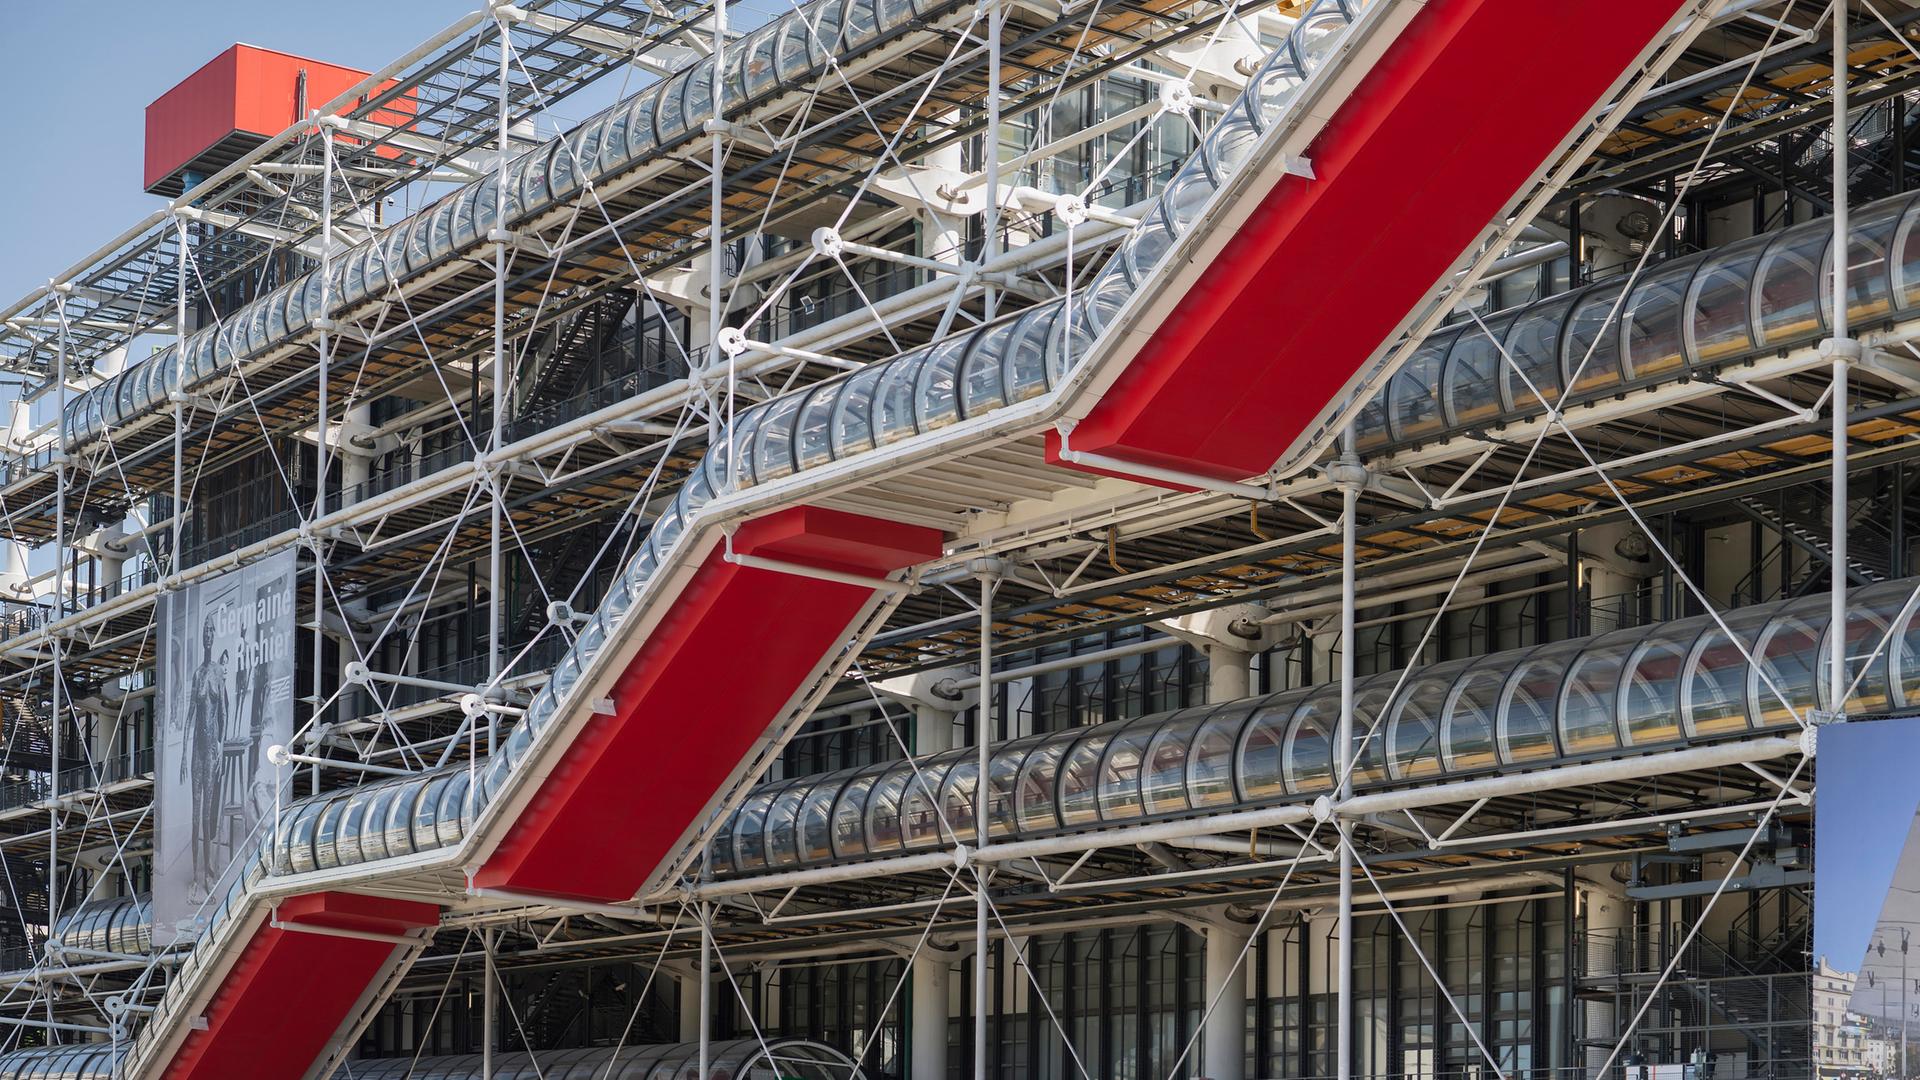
0,746,155,816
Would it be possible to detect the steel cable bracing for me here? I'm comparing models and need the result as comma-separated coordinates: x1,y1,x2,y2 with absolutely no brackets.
0,0,1397,1060
0,0,1860,1074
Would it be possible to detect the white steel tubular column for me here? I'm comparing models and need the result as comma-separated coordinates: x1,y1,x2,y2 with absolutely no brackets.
173,216,188,597
483,926,496,1079
912,952,950,1080
48,284,67,1022
1202,918,1250,1080
973,564,996,1080
1829,0,1853,719
311,114,335,798
1336,431,1358,1080
702,3,728,1077
698,898,713,1080
486,7,511,741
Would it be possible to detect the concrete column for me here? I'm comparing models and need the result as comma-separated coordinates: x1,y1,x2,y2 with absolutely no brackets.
678,972,703,1043
1206,644,1252,703
1202,919,1252,1080
1581,880,1629,1076
338,404,377,496
875,669,976,755
915,704,954,755
911,950,952,1080
1161,603,1276,705
923,141,968,265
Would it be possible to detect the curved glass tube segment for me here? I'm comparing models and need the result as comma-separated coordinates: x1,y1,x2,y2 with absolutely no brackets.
345,1039,862,1079
704,583,1911,876
0,1045,118,1080
0,1038,861,1080
50,893,153,957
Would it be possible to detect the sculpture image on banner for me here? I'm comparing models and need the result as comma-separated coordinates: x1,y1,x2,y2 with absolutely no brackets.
153,549,296,943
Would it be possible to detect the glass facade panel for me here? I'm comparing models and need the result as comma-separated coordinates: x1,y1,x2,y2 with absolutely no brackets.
1560,284,1625,398
1754,221,1829,347
1621,256,1698,380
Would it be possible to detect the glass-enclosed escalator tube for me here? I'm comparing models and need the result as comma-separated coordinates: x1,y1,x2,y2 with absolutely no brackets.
709,583,1905,876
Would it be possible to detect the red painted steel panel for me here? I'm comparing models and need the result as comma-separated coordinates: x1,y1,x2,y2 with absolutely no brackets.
145,44,416,194
1048,0,1686,483
160,892,437,1080
474,507,944,902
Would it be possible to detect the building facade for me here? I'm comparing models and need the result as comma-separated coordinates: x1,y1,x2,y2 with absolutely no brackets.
0,0,1904,1077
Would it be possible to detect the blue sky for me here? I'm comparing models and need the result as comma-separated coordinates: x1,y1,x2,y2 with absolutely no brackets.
1816,718,1920,970
0,3,477,306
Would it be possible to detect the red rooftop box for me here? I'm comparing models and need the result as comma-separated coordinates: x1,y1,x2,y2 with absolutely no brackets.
144,44,416,197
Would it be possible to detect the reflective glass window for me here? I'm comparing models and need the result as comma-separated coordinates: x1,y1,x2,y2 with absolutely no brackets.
730,789,775,872
793,381,839,471
427,197,457,262
413,775,450,850
1003,303,1060,401
751,390,805,481
743,23,781,99
873,350,924,445
939,758,979,845
682,58,717,133
775,9,817,82
364,787,398,863
1250,47,1304,128
1124,208,1176,288
1892,196,1920,312
914,337,967,429
1387,337,1447,443
831,768,882,858
313,797,347,869
1188,707,1246,809
1502,292,1576,412
1142,710,1203,816
865,767,911,854
1560,284,1626,399
1498,646,1569,763
1751,605,1825,729
1684,604,1778,736
1754,222,1829,347
798,776,842,862
961,322,1013,418
1832,580,1904,713
764,772,810,864
1057,731,1112,828
830,364,883,458
1824,195,1910,328
1284,692,1338,793
1622,624,1697,745
986,747,1021,840
654,70,693,145
1235,696,1293,800
1436,324,1500,430
1015,741,1065,834
1561,630,1636,754
899,762,952,848
1388,671,1454,780
1686,234,1766,364
1096,718,1157,822
1622,256,1699,381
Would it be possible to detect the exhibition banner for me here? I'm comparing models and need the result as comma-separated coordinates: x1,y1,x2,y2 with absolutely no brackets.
153,549,297,943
